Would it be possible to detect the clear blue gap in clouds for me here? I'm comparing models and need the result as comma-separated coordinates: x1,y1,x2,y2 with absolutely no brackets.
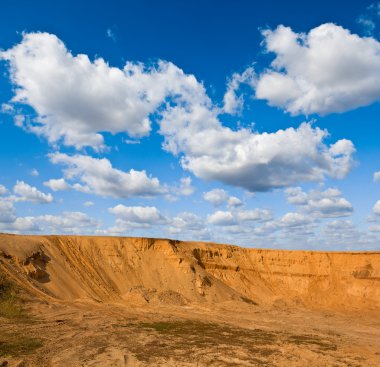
0,0,379,249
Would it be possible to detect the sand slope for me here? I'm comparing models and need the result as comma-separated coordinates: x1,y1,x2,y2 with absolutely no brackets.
0,233,379,310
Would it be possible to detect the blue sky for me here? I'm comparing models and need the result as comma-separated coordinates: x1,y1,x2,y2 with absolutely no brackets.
0,0,380,249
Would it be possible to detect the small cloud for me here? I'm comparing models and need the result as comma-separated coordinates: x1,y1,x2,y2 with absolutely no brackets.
357,15,376,36
83,201,94,207
0,184,8,195
1,103,14,113
356,2,380,36
374,171,380,182
106,28,116,42
30,168,39,177
124,139,140,145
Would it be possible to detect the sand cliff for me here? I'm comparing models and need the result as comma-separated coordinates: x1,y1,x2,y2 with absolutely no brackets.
1,233,378,311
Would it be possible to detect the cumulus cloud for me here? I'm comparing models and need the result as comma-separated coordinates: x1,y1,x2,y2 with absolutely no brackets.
256,23,380,115
203,189,229,206
227,196,243,208
44,178,70,191
208,208,272,226
109,205,167,225
279,212,313,227
285,187,353,218
49,153,165,198
37,212,100,233
1,32,204,149
207,211,235,226
168,212,208,238
0,211,100,234
203,188,242,208
2,32,356,193
13,181,53,203
161,103,355,191
174,177,195,196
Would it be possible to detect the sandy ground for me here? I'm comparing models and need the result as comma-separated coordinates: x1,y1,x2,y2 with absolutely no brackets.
0,234,379,366
1,299,380,367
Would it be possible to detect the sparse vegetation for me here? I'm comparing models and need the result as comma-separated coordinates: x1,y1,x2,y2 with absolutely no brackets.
0,270,43,358
0,270,23,319
287,334,337,351
129,320,279,365
0,332,42,357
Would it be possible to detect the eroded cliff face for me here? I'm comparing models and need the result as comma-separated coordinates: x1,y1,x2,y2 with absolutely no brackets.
0,233,379,311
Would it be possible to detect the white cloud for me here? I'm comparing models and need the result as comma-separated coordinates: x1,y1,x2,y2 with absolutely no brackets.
227,196,243,208
256,23,380,115
30,168,39,176
285,187,353,218
0,185,8,195
374,171,380,182
2,32,355,193
83,201,94,207
223,67,256,114
203,188,243,208
369,224,380,232
253,221,279,236
13,181,53,203
44,178,70,191
168,211,207,236
207,208,271,226
203,189,229,206
174,177,195,196
37,212,100,233
161,102,355,191
0,211,100,234
236,208,272,222
356,2,380,36
106,28,116,41
324,219,354,232
1,32,205,149
0,200,16,223
109,205,167,225
279,212,313,227
207,210,235,226
373,200,380,215
357,16,376,36
49,153,165,198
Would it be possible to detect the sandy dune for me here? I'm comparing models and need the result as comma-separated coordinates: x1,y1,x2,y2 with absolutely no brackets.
0,233,379,366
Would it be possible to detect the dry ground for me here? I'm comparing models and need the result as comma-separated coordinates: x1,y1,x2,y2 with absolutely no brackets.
1,298,379,367
0,235,379,366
